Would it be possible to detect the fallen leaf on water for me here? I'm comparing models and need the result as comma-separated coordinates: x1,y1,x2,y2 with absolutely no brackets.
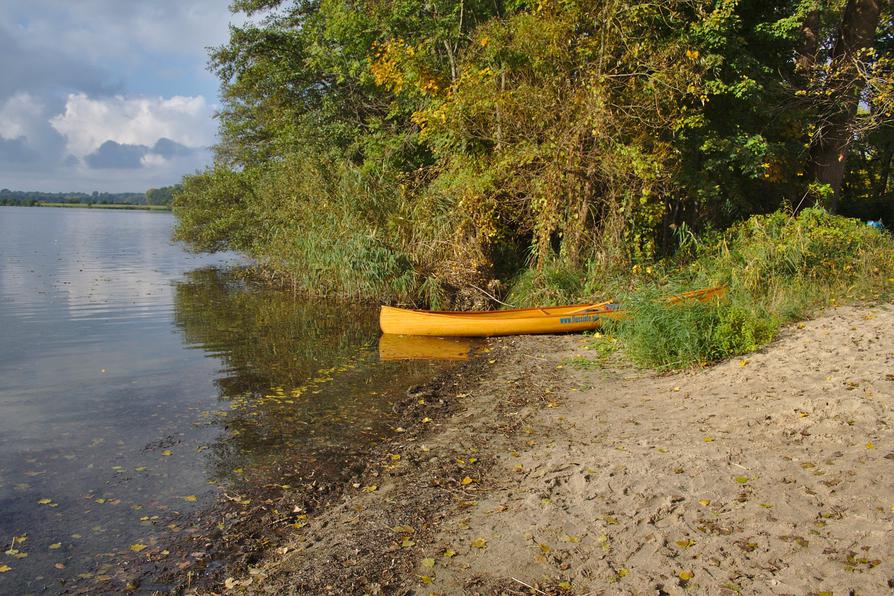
679,570,694,581
471,537,487,549
698,499,711,506
54,563,65,570
0,565,11,573
735,476,749,484
183,495,197,503
37,498,52,505
49,543,62,550
161,450,173,457
421,558,435,568
130,543,147,552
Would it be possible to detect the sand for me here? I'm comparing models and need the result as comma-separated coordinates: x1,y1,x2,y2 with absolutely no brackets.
235,304,894,595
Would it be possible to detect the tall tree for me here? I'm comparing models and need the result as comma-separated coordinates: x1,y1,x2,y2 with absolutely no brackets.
809,0,885,211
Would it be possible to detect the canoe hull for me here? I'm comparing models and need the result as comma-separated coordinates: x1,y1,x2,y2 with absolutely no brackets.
380,305,622,337
378,286,726,337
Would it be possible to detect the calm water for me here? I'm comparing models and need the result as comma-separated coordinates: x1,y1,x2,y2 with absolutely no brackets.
0,207,456,593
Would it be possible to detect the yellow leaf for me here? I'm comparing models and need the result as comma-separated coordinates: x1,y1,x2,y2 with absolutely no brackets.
392,525,415,534
558,581,572,590
362,485,378,493
443,549,456,558
539,543,552,554
738,359,749,367
421,558,435,568
389,454,401,462
161,450,173,457
866,442,875,449
679,570,694,581
675,539,696,549
183,495,197,503
37,498,52,505
49,543,62,550
703,437,714,443
562,534,580,543
419,575,432,584
0,565,10,573
618,568,629,577
461,476,474,486
735,476,749,484
698,499,711,506
471,537,487,549
422,417,432,424
401,537,416,548
129,543,147,552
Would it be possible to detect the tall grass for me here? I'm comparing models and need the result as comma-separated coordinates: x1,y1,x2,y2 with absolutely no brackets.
604,208,894,369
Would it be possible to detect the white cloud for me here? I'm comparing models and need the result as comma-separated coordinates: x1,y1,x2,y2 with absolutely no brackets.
0,92,44,140
50,93,217,158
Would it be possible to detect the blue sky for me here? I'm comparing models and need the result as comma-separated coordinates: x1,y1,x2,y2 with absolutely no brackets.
0,1,239,192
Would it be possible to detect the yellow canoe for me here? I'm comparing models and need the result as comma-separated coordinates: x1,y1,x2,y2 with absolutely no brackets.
379,286,726,337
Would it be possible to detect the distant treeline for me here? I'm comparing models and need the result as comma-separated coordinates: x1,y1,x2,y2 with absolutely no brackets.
0,186,178,207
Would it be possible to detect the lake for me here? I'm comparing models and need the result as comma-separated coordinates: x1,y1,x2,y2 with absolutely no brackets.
0,207,461,593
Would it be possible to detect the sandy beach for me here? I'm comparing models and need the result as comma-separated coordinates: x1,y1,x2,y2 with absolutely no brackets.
214,304,894,594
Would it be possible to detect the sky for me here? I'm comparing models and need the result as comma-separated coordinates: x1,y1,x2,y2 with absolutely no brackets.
0,1,239,193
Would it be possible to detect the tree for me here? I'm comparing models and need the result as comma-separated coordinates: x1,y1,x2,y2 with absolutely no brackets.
808,0,886,211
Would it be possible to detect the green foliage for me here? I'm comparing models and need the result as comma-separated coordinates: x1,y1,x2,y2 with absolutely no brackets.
605,208,894,369
173,0,894,306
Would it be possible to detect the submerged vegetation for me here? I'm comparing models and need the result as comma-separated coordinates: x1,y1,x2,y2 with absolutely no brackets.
174,0,893,310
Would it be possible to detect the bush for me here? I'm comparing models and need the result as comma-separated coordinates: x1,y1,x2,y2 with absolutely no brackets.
604,207,894,369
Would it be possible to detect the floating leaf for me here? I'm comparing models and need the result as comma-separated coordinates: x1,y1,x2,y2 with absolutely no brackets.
183,495,198,503
49,543,62,550
161,450,173,457
421,558,435,568
0,565,10,573
679,570,694,581
129,543,147,552
37,498,52,505
471,537,487,549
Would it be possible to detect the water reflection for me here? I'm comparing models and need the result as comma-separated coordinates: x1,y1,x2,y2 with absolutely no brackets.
171,268,453,499
378,334,478,361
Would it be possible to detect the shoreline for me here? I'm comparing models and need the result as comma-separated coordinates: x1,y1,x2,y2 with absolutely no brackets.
120,304,893,594
0,203,170,211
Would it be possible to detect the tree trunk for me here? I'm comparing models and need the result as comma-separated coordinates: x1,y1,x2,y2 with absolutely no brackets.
809,0,883,212
796,8,820,71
